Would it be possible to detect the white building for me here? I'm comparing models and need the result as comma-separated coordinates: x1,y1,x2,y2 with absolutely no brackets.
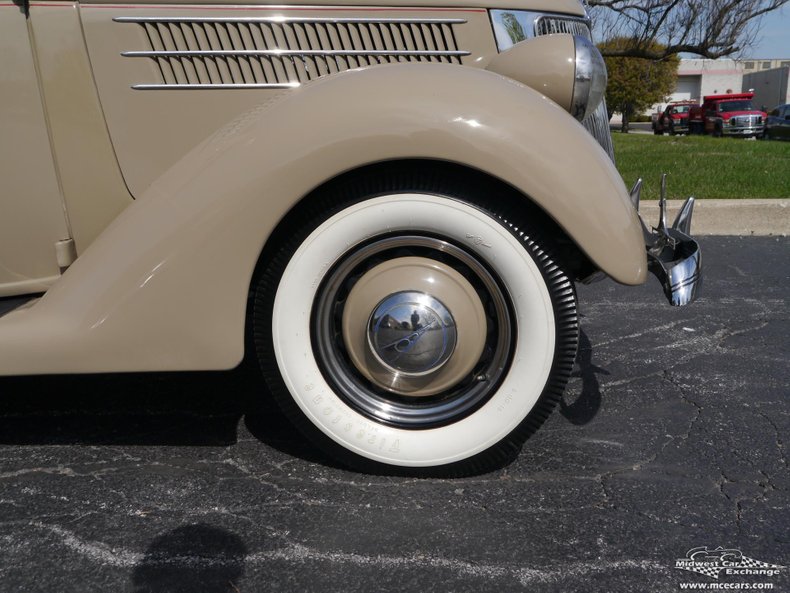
653,58,790,113
674,59,743,100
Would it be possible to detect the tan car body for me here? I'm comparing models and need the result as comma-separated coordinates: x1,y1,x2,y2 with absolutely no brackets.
0,0,645,375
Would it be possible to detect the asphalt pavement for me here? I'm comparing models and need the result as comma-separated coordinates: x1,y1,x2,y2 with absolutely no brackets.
0,236,787,592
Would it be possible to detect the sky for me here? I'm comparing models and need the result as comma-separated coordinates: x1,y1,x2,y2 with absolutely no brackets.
592,6,790,60
745,6,790,58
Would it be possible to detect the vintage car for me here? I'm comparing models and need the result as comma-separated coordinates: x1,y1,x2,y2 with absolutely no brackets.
687,547,744,563
652,101,697,135
765,103,790,140
0,0,701,475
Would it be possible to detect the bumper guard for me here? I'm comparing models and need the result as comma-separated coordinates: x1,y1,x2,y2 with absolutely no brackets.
631,175,702,306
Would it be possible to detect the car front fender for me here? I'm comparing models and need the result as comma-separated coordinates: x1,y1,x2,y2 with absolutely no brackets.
0,62,645,375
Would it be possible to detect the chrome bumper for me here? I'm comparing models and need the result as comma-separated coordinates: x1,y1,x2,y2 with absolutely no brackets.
723,126,764,136
630,176,702,306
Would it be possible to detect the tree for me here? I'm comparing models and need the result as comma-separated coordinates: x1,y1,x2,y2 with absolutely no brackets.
499,11,526,44
600,39,679,132
589,0,789,60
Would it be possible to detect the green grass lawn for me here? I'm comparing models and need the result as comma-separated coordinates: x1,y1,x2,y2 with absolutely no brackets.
612,133,790,199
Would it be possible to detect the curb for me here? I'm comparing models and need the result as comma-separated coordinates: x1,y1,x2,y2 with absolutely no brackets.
638,199,788,236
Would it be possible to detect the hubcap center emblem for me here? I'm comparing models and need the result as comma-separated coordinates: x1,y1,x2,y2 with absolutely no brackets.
367,291,457,376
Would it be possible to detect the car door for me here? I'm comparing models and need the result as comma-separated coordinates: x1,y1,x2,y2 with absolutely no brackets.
0,3,71,297
780,106,790,140
660,107,670,131
704,104,717,134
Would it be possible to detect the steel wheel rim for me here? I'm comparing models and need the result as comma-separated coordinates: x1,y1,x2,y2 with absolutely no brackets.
311,234,515,429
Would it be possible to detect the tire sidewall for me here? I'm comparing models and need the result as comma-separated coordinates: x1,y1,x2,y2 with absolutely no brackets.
271,194,556,467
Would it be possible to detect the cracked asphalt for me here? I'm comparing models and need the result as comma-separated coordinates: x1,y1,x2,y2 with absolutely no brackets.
0,235,787,592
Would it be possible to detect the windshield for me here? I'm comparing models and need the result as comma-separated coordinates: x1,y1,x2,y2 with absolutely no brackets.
672,105,691,113
718,100,753,112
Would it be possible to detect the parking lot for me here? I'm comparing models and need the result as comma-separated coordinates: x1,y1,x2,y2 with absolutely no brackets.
0,235,787,592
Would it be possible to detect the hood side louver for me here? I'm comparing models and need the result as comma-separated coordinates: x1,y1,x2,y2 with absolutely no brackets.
115,16,468,90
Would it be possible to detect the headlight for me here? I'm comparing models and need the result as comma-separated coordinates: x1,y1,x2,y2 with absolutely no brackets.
489,10,607,121
571,35,608,121
486,35,607,121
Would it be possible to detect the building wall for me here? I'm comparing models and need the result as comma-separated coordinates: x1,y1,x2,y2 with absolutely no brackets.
648,58,790,116
742,58,790,74
651,59,744,113
674,76,701,101
677,58,744,98
743,67,790,110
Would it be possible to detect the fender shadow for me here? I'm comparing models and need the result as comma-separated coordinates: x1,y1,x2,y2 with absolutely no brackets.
560,328,610,425
0,357,333,466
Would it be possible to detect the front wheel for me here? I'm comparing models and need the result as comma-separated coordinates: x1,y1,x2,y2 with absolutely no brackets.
253,170,579,476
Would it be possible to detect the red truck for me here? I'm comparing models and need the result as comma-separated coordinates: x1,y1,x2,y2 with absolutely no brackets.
652,101,697,135
687,92,766,137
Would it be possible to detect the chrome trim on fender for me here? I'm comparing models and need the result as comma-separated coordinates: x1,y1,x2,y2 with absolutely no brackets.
113,16,467,24
631,175,702,307
131,83,301,90
122,49,470,58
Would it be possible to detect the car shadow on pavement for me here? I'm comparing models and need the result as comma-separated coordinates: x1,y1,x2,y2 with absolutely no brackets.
0,357,334,465
130,524,247,593
0,362,258,446
0,335,606,465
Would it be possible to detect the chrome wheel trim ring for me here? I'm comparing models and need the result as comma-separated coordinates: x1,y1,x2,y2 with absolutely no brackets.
312,234,514,429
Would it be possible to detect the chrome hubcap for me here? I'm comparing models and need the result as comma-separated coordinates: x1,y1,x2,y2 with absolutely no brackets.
312,234,514,428
367,291,457,377
342,255,486,397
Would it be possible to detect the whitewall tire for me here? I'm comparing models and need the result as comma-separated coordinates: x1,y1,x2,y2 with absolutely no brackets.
253,165,578,476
